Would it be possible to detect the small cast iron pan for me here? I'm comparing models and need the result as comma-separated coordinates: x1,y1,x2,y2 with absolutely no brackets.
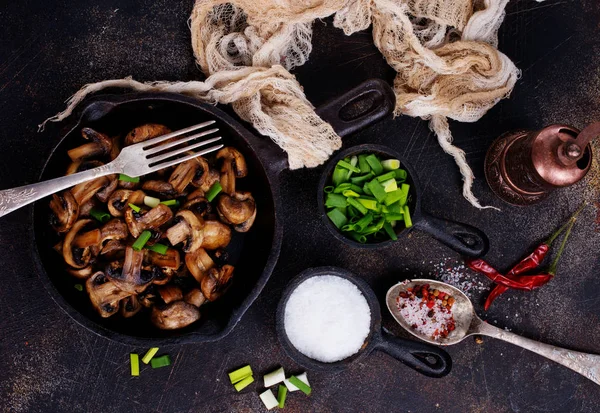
317,144,489,257
32,79,396,345
276,266,452,377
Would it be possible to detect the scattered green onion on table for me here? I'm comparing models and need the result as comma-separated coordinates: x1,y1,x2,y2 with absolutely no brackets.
324,153,413,243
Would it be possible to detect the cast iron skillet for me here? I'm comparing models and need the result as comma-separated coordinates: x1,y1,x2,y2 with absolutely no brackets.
32,79,396,345
317,144,489,257
276,266,452,377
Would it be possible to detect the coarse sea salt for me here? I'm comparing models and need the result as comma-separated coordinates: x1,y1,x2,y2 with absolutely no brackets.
284,275,371,363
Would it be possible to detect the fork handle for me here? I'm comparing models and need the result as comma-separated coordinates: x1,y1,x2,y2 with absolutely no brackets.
0,163,118,218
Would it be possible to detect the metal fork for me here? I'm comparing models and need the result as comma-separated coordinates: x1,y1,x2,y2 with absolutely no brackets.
0,121,223,218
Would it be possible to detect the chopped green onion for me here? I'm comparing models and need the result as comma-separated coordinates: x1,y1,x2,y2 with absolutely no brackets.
383,222,398,240
144,196,160,208
354,213,374,232
382,159,400,170
325,193,347,209
145,243,169,255
383,189,403,206
89,207,111,223
277,384,288,408
141,347,160,364
332,166,347,187
358,154,370,173
324,186,334,193
367,179,387,203
350,173,374,185
386,201,403,214
128,203,141,213
234,375,254,391
264,367,286,387
259,389,279,410
347,197,368,215
357,198,379,211
150,355,172,369
346,156,359,179
132,230,152,251
288,375,312,395
385,213,404,222
206,182,223,202
395,169,408,181
365,154,383,175
376,171,397,182
327,209,348,229
130,353,140,376
342,190,361,198
284,373,310,392
362,181,373,196
381,178,398,193
229,365,253,384
333,183,363,194
337,159,361,173
119,174,139,183
403,205,413,228
74,284,83,291
347,205,360,219
399,183,410,205
160,199,180,207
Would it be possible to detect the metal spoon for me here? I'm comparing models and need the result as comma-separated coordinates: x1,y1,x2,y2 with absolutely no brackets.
386,279,600,385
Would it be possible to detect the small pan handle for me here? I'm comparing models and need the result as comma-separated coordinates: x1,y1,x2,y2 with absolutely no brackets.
373,329,452,378
315,79,396,138
414,211,489,257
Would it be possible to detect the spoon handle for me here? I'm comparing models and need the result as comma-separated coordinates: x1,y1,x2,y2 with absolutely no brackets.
477,320,600,385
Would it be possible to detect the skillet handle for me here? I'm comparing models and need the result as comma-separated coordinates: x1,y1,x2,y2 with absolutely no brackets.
374,329,452,378
414,211,489,257
315,79,396,138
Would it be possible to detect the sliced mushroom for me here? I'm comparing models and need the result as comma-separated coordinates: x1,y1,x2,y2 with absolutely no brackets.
125,204,173,238
100,239,127,260
86,271,132,318
73,228,102,249
189,157,213,190
63,219,96,269
199,168,220,192
138,285,159,308
158,285,183,304
49,191,79,233
169,159,200,194
99,219,129,245
66,159,103,175
217,191,256,232
216,147,247,195
184,288,207,307
200,220,231,250
142,180,177,198
201,265,234,301
120,295,142,318
96,175,118,203
71,176,111,205
106,247,153,294
67,128,113,161
185,248,214,284
118,179,139,190
67,265,94,279
165,210,204,252
151,301,200,330
78,198,98,217
125,124,171,146
145,248,181,272
107,189,146,217
182,196,212,217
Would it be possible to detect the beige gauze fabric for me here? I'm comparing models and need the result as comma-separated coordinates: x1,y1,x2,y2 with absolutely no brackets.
41,0,520,208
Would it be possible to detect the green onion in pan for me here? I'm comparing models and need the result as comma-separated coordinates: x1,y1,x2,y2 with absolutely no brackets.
367,179,387,203
145,243,169,255
386,201,403,214
365,154,383,175
119,174,140,183
132,230,152,251
358,154,370,173
89,207,111,223
381,159,400,170
325,193,347,209
381,178,397,193
342,190,361,198
350,173,374,185
353,213,374,232
332,166,347,187
150,355,172,369
337,159,361,173
395,169,408,181
128,203,141,213
376,171,396,182
323,186,334,193
327,209,348,229
347,205,360,219
160,199,180,207
346,197,368,215
385,213,404,222
333,183,362,194
350,231,367,243
206,182,223,202
403,205,413,228
346,156,359,180
357,198,378,211
383,189,403,206
383,222,398,240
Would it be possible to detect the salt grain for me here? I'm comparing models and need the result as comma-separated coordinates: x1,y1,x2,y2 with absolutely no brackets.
284,275,371,363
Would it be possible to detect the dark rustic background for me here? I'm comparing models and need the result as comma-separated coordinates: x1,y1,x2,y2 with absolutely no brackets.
1,1,600,412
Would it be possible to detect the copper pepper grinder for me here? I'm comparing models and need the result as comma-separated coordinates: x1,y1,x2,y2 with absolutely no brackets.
485,122,598,205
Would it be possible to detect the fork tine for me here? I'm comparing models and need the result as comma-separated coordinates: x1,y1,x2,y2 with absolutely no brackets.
144,128,220,156
147,136,222,164
148,144,224,172
140,120,217,149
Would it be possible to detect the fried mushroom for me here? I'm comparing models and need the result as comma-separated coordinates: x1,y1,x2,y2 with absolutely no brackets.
63,219,97,269
216,191,256,232
125,124,171,146
200,220,231,250
86,271,132,318
184,288,207,307
142,180,177,198
107,189,145,217
185,248,214,284
49,191,79,233
96,175,118,203
151,301,200,330
120,295,142,318
67,128,113,162
165,210,204,253
169,159,200,194
216,147,247,195
201,265,234,301
125,204,173,238
106,247,153,294
158,285,183,304
71,176,111,205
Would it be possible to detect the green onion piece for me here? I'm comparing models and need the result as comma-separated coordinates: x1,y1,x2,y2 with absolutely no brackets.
206,182,223,202
277,384,288,408
350,232,367,243
346,156,359,180
144,196,160,208
381,159,400,170
259,389,279,410
403,205,413,228
362,182,373,196
327,209,348,229
130,353,140,376
324,186,334,193
332,166,347,187
365,154,383,175
119,174,140,183
350,173,374,185
358,154,370,173
74,284,83,291
89,207,111,223
160,199,180,207
347,197,368,215
354,213,374,231
385,213,404,222
386,201,403,214
383,189,403,206
150,355,172,369
141,347,160,364
395,169,408,181
325,193,347,209
347,205,360,219
334,183,363,194
145,243,169,255
264,367,286,387
357,198,378,211
376,171,397,182
381,178,398,193
288,375,312,395
383,222,398,240
399,183,410,205
342,190,361,198
234,375,255,391
337,159,361,173
367,179,387,203
132,230,152,251
128,203,141,213
229,365,253,384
